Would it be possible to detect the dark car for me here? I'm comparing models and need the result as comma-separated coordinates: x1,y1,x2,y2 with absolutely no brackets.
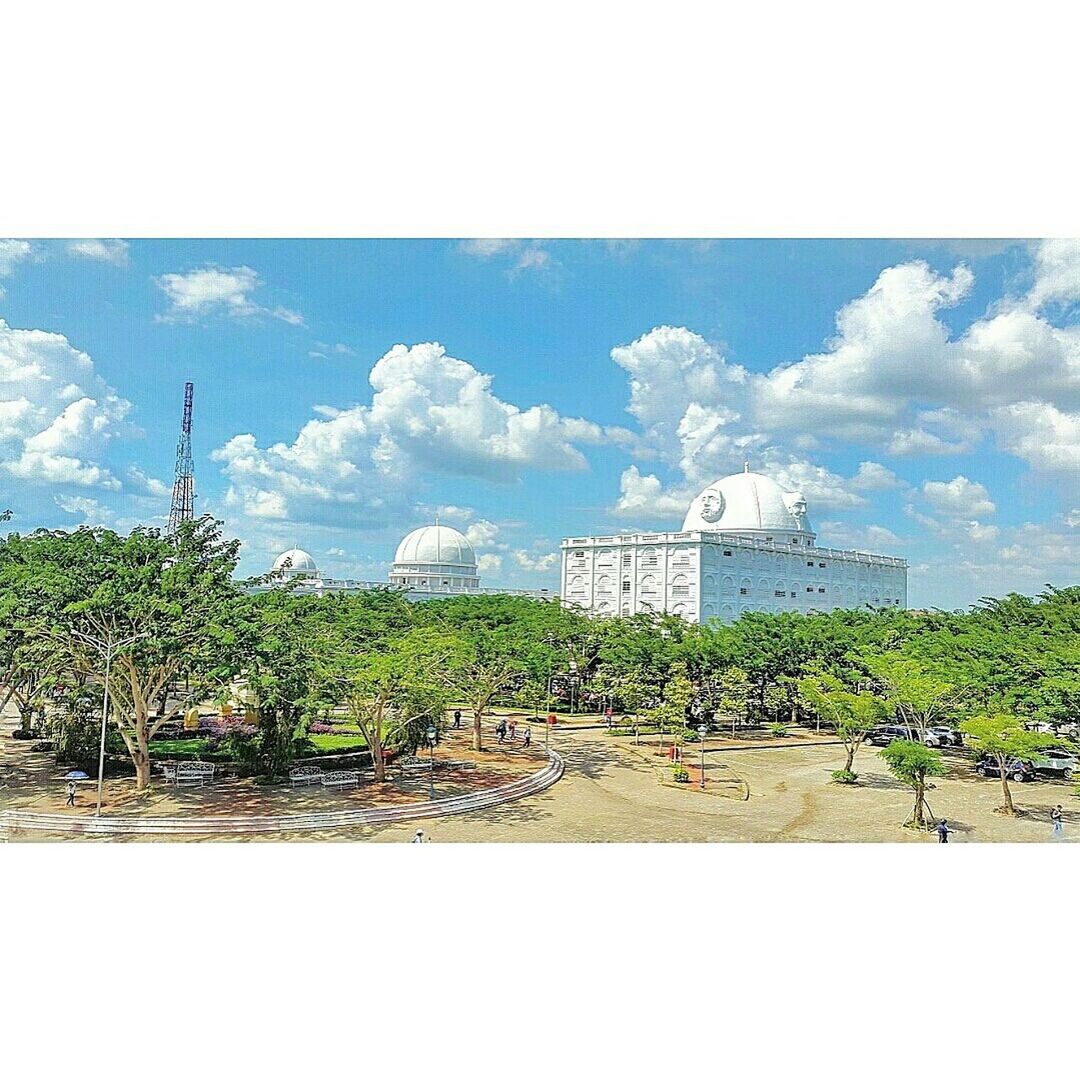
974,750,1077,782
866,725,951,748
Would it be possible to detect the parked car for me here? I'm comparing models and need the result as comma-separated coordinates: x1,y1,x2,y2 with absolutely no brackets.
974,749,1077,782
926,725,964,747
866,725,954,748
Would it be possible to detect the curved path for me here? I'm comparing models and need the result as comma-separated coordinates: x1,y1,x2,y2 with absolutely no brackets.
0,749,564,837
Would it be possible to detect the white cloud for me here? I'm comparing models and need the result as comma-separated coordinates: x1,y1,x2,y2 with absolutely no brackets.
459,239,555,277
512,549,558,571
818,520,905,550
850,460,902,491
477,552,503,572
67,239,129,265
0,239,33,295
0,320,129,490
154,264,304,325
1025,237,1080,309
465,518,500,548
922,476,996,519
326,547,346,557
460,239,518,257
214,341,608,529
988,401,1080,477
125,465,170,497
54,494,114,526
612,466,697,519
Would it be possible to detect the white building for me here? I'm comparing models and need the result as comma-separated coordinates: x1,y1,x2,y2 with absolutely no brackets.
265,524,550,601
560,467,907,623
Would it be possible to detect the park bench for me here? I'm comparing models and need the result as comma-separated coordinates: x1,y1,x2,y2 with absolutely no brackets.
160,761,215,786
289,765,323,786
321,770,360,789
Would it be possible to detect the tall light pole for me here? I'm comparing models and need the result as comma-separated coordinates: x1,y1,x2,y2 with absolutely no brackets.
697,723,708,790
426,723,437,800
89,630,148,817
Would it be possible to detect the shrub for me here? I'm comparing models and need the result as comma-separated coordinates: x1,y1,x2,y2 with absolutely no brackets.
672,765,690,783
831,768,858,784
11,729,35,740
769,722,789,738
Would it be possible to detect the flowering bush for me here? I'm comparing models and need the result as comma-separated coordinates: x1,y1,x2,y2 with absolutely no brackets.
200,716,257,738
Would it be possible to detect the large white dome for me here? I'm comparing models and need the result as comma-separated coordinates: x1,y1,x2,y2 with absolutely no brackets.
682,470,814,535
272,547,320,575
393,525,477,568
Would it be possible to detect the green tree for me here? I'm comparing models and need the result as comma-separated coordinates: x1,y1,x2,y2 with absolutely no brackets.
0,519,242,789
959,712,1060,816
314,630,449,781
862,653,956,738
879,739,946,828
800,674,886,780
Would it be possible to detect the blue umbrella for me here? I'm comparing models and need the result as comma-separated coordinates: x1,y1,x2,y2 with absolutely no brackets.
63,770,90,780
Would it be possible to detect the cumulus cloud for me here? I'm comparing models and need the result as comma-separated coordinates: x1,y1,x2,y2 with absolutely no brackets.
465,518,500,548
214,341,609,528
0,320,129,490
512,549,558,571
922,476,996,519
1025,237,1080,309
0,239,33,296
155,264,304,325
477,552,503,572
67,239,129,265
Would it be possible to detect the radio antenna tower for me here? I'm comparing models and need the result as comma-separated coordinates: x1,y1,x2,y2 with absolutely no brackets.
168,381,195,534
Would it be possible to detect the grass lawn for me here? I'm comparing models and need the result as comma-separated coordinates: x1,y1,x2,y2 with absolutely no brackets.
306,733,368,753
148,738,218,759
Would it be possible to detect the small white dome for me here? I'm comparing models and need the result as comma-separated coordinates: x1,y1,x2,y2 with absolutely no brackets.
273,547,319,575
393,525,476,568
683,470,813,535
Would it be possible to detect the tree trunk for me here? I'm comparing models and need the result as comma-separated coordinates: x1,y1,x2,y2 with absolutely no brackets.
998,762,1015,815
473,708,483,751
371,738,386,782
912,778,926,827
18,704,33,733
133,741,152,790
843,744,855,773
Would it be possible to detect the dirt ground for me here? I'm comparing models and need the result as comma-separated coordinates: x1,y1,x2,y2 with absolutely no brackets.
3,707,1077,842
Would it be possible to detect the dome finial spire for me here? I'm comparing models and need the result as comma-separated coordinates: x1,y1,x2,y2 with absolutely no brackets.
743,459,750,473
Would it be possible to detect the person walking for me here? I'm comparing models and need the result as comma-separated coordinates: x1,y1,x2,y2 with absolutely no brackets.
453,709,462,729
66,780,76,807
411,829,426,843
496,719,506,743
1051,805,1064,838
523,725,532,748
936,818,950,843
508,718,518,743
605,705,614,728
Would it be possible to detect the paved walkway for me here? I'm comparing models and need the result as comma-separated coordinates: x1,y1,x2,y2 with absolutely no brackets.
5,712,1076,842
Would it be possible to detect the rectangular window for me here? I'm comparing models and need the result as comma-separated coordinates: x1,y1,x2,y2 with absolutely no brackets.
739,587,748,595
806,586,814,592
723,549,732,556
818,562,826,568
818,587,825,593
791,538,799,544
790,591,797,598
622,553,631,566
774,590,785,598
622,581,630,593
807,560,814,567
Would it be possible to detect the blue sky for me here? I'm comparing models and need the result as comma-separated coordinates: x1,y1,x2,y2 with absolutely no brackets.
0,237,1076,610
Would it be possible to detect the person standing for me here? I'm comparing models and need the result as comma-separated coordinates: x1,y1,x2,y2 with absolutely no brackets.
605,705,614,728
508,718,518,743
66,780,76,807
936,818,950,843
496,719,506,743
453,709,462,729
411,829,426,843
1051,805,1063,838
523,726,532,748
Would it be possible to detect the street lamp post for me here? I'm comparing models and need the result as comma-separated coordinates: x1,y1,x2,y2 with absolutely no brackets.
697,723,708,789
90,630,148,817
426,723,437,800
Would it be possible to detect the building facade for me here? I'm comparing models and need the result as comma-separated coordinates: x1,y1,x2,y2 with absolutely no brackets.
264,524,550,602
560,468,907,623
